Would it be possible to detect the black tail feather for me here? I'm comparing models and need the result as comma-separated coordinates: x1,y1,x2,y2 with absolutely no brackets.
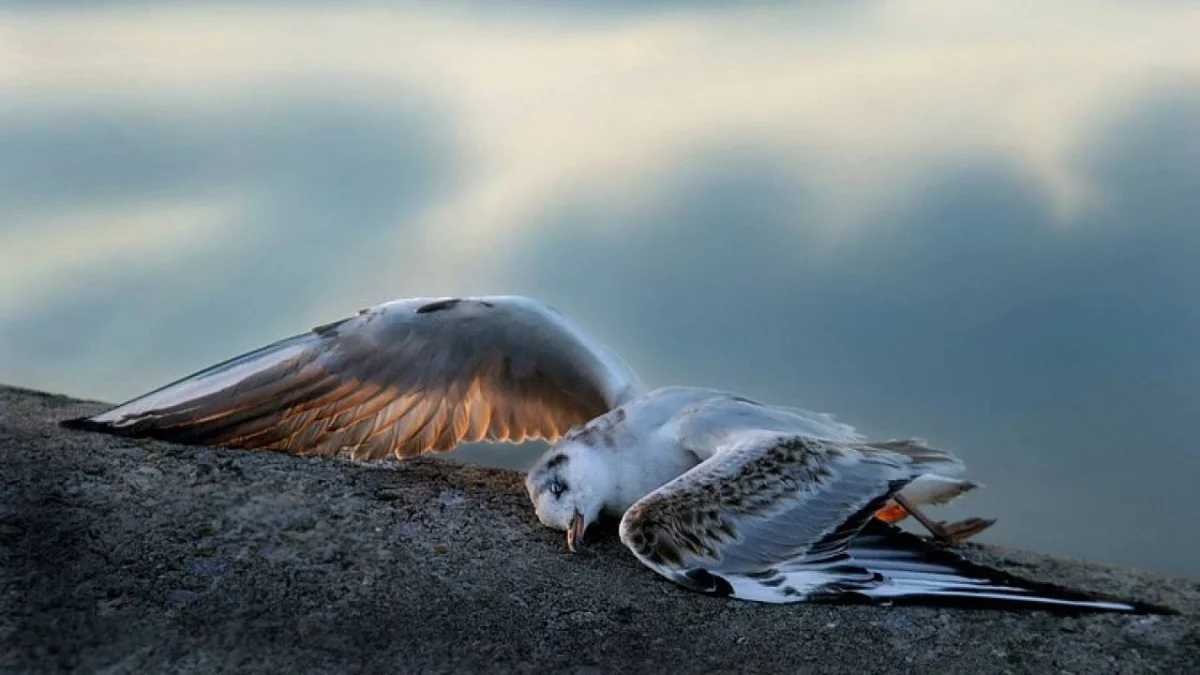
825,520,1179,615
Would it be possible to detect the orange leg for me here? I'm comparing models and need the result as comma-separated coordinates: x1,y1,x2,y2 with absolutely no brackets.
873,502,911,524
876,494,996,542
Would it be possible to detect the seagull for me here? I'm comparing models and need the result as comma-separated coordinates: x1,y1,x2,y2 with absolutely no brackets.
61,295,1162,612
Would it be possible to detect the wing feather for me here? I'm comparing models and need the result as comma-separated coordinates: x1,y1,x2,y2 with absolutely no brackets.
618,421,1151,612
619,430,924,575
62,295,646,460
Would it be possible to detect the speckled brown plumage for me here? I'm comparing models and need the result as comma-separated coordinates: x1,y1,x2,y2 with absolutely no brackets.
621,436,846,567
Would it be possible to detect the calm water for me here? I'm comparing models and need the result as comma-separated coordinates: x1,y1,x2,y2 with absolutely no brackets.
2,2,1198,578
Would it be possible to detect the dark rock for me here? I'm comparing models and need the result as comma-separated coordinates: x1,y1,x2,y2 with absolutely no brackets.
1,384,1197,674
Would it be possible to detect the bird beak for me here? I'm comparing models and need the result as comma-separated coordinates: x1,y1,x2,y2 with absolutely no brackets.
566,510,586,553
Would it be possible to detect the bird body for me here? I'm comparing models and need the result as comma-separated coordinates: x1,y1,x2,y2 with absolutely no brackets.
62,295,1168,613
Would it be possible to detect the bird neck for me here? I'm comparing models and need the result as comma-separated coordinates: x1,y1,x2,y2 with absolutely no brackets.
570,449,622,521
607,442,702,517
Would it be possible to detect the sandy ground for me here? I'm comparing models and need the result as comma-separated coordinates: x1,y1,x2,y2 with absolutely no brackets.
2,384,1197,674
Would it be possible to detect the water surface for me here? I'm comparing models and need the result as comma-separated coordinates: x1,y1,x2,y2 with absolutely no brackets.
2,1,1198,577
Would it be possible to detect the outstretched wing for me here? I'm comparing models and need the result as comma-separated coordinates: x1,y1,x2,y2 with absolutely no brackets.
62,295,646,460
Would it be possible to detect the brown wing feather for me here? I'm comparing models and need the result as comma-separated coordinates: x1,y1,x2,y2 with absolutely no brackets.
62,296,643,460
619,433,921,573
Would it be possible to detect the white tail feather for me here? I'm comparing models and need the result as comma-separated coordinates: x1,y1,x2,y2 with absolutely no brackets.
894,473,980,507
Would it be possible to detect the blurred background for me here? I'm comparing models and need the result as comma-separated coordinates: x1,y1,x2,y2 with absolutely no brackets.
2,1,1197,577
